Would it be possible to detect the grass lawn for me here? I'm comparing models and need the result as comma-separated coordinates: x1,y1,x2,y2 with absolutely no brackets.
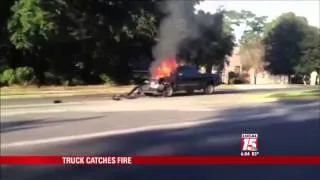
244,89,320,101
267,89,320,100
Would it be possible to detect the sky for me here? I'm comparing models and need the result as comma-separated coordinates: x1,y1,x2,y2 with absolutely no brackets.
195,0,320,41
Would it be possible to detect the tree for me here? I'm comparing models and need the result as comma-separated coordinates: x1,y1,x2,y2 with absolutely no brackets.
0,0,24,72
8,0,56,50
224,10,267,42
7,0,57,84
224,10,267,84
1,0,234,86
238,11,267,84
295,25,320,74
263,12,309,79
5,0,162,85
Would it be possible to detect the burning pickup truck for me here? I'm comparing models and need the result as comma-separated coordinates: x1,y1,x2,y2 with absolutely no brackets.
112,58,221,100
142,64,221,97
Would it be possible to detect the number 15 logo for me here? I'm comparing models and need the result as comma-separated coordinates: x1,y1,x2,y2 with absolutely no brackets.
242,138,258,151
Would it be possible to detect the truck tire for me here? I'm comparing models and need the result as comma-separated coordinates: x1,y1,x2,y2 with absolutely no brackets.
204,84,215,95
163,85,174,97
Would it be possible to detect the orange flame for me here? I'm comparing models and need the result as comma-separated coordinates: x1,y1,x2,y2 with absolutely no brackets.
152,57,178,79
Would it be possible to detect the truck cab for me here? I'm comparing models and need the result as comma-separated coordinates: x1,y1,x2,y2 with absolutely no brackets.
143,65,221,97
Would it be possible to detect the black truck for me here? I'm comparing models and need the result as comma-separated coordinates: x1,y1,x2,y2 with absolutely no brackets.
142,65,221,97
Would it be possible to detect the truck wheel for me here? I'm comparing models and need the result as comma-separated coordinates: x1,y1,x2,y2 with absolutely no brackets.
163,86,174,97
204,84,215,94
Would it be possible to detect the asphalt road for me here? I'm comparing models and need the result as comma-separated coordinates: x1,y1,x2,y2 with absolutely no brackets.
1,89,320,180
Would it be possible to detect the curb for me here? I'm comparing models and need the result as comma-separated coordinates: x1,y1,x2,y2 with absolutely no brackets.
0,91,118,100
1,87,234,100
1,85,317,100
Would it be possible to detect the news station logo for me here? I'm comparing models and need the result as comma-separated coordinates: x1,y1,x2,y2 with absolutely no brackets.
241,133,259,156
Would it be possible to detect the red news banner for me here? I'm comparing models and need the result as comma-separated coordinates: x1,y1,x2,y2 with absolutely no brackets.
1,156,320,165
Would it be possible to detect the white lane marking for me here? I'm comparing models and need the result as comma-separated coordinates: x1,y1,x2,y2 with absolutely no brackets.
1,109,292,149
3,100,317,148
1,118,222,148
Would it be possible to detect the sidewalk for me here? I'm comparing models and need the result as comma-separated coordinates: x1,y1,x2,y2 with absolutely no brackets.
0,85,134,99
1,85,235,99
232,84,318,90
1,84,317,100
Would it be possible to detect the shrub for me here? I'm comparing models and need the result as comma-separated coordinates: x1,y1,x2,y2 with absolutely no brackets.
44,72,61,85
44,73,84,86
0,68,16,86
229,77,245,84
62,80,70,86
62,77,85,86
15,66,35,85
99,74,114,85
228,71,238,79
291,75,304,84
59,77,85,86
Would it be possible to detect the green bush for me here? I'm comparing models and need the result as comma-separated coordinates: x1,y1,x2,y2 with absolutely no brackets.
71,78,84,86
0,68,16,86
44,72,61,85
228,71,238,79
15,67,35,85
99,74,114,85
62,80,70,86
45,73,84,86
62,77,85,86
